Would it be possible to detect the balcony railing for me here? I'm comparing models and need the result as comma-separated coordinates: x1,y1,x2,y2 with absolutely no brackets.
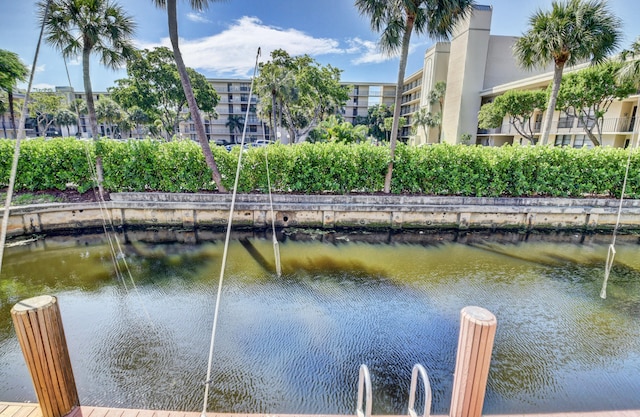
477,117,635,135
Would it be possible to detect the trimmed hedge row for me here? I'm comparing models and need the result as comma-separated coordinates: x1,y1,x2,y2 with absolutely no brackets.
0,138,638,198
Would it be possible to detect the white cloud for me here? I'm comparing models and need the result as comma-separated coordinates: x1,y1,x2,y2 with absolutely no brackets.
138,16,347,77
32,83,57,90
186,12,211,23
347,37,390,64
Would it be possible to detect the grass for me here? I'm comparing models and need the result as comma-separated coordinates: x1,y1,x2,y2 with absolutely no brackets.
0,192,63,207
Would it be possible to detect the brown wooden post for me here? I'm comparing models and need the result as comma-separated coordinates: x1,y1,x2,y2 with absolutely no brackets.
11,295,79,417
449,306,497,417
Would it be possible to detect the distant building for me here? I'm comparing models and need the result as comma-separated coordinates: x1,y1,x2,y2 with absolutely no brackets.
3,4,637,147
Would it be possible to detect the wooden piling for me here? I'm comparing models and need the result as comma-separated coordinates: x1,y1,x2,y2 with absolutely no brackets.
449,306,497,417
11,295,79,417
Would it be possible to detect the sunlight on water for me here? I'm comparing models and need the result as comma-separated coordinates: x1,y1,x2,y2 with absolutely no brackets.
0,231,639,415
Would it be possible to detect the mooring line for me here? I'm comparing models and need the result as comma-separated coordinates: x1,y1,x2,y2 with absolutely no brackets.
201,46,262,417
0,0,51,275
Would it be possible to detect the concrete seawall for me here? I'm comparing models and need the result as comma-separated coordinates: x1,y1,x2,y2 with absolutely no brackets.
2,192,640,238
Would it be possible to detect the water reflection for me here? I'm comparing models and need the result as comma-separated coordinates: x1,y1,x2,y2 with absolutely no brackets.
0,230,639,415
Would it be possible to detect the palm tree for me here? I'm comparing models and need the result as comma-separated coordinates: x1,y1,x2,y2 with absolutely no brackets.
428,81,446,142
412,108,440,143
514,0,622,146
225,114,245,143
38,0,136,139
255,50,296,144
38,0,136,195
618,38,640,85
152,0,226,192
355,0,475,193
55,108,77,136
0,49,29,138
96,98,123,138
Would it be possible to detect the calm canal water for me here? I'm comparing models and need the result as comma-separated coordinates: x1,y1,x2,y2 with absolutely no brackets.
0,230,639,415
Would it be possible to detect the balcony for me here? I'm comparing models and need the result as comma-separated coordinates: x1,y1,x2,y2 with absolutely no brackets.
477,117,635,136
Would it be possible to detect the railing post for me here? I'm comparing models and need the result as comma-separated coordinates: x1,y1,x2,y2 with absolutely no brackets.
449,306,497,417
11,295,79,417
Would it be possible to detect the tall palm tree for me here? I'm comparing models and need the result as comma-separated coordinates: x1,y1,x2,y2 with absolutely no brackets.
38,0,136,139
355,0,475,193
0,49,29,138
514,0,621,146
152,0,226,192
38,0,136,196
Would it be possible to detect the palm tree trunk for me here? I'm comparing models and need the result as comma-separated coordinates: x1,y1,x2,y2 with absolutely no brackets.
82,46,106,197
271,91,277,142
384,14,414,193
8,90,17,138
540,62,564,146
167,0,226,192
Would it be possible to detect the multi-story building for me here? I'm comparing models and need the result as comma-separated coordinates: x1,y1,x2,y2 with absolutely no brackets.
187,80,396,145
3,4,638,147
406,4,639,148
341,82,396,124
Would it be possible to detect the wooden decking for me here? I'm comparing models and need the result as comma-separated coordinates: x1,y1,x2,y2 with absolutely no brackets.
3,402,640,417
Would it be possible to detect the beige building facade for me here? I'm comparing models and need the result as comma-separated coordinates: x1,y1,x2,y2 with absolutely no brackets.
407,4,638,148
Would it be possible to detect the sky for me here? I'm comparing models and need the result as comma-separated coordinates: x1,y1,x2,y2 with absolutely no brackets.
1,0,640,92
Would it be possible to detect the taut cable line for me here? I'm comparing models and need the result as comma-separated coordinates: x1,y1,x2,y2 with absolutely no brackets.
200,46,262,417
600,95,640,299
0,0,51,275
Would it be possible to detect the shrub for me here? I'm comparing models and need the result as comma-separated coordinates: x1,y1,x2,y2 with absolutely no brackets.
0,139,638,198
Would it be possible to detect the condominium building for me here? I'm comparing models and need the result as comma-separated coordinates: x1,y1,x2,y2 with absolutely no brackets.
182,80,396,145
405,4,639,148
4,4,637,147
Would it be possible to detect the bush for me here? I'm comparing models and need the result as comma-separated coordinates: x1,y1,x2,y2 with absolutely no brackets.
0,138,638,198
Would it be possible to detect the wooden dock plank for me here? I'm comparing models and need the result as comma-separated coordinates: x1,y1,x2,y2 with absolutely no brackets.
1,403,640,417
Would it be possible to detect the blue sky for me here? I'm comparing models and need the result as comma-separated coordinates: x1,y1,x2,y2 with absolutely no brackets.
1,0,640,92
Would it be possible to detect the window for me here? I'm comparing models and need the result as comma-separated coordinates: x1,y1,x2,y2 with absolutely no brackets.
573,135,593,148
577,108,596,128
554,135,571,147
249,125,257,133
352,108,358,116
534,113,542,132
353,86,359,95
228,94,233,102
241,104,248,112
228,104,234,114
557,111,574,128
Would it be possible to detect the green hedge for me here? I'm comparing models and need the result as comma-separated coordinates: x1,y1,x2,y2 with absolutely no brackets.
0,138,638,198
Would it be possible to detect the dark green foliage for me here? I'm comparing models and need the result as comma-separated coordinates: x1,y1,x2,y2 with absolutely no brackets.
0,139,638,198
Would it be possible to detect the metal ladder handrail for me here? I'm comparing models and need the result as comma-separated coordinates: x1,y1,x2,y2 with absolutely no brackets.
408,364,432,417
356,364,372,417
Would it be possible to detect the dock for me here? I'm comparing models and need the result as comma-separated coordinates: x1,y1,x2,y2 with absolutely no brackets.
3,402,640,417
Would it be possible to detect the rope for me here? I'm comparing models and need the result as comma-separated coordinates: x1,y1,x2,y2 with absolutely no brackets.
201,46,261,417
263,122,281,277
600,96,639,299
62,54,152,325
0,0,51,275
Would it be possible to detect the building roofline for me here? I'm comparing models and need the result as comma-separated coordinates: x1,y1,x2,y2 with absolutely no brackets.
479,61,591,96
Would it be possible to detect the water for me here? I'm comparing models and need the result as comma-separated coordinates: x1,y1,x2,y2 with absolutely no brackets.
0,230,639,415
